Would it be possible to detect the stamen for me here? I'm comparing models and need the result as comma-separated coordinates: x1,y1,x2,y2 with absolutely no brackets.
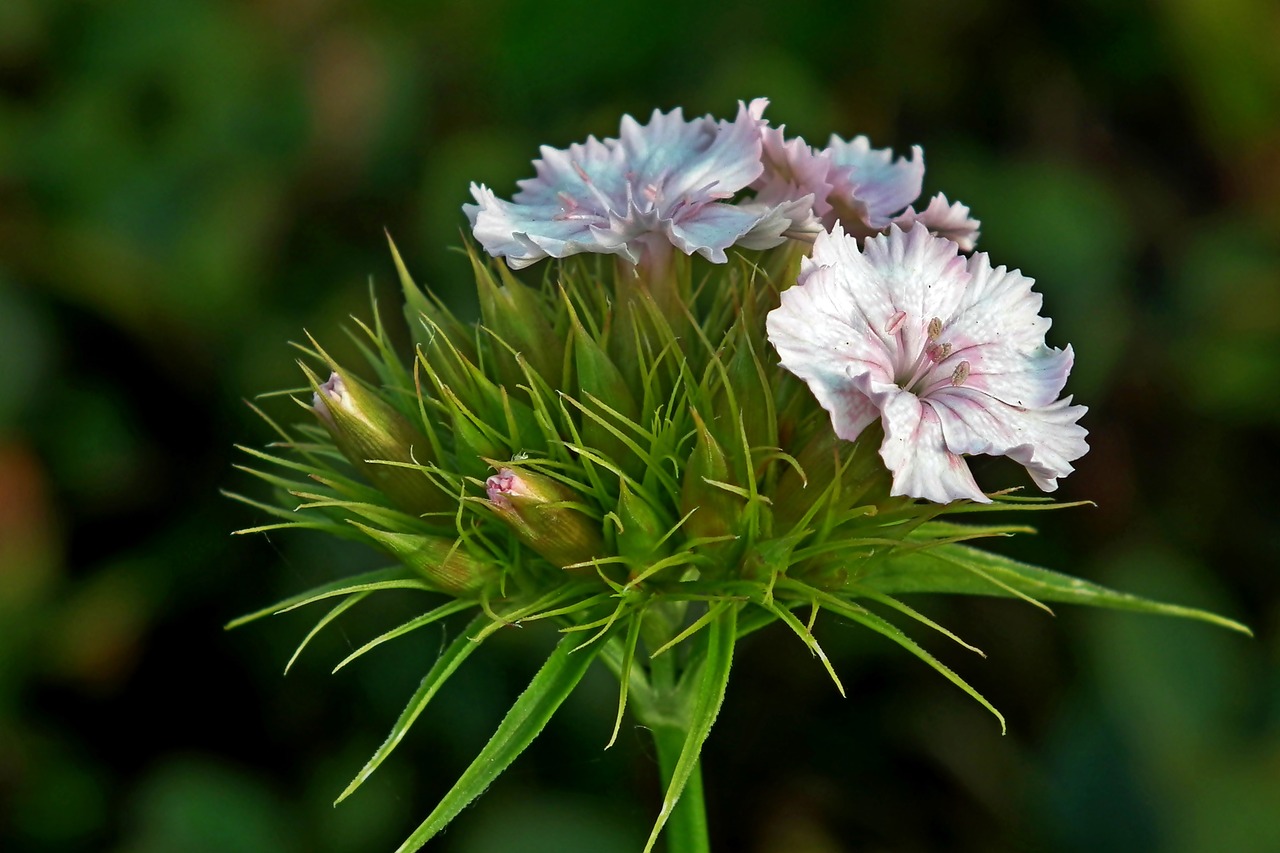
572,160,590,182
885,311,907,335
927,317,943,340
927,342,952,363
951,360,971,386
553,191,580,220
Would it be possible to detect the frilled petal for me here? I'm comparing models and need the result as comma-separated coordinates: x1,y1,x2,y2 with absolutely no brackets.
929,389,1089,492
620,99,765,208
513,136,628,210
892,193,981,251
752,125,835,220
825,136,924,230
857,224,971,367
734,196,819,249
665,202,769,263
948,250,1052,351
770,224,903,378
767,281,888,441
946,341,1074,409
467,183,630,268
871,384,989,503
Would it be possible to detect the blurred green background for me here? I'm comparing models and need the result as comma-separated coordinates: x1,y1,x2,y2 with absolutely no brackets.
2,0,1278,850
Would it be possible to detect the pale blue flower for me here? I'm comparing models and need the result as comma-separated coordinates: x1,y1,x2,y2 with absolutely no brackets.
767,223,1087,504
466,100,801,268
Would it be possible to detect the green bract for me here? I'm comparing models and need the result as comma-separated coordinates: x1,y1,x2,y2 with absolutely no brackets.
228,236,1248,853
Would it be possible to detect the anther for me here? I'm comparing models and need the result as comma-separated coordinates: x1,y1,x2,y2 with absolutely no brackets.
885,311,907,335
927,317,943,340
951,360,971,386
927,342,952,363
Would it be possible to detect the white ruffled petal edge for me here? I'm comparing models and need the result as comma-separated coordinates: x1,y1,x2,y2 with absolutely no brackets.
891,193,981,252
871,383,989,503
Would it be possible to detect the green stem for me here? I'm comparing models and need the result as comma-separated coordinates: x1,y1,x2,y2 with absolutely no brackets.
633,602,711,852
649,721,711,853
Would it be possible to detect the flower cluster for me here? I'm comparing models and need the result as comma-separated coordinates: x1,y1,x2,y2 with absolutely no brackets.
472,99,1074,504
466,98,979,272
233,98,1246,853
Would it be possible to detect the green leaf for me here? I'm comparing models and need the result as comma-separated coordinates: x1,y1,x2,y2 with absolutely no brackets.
606,609,645,749
758,598,845,696
642,602,737,853
285,592,370,675
861,544,1252,634
336,614,490,804
332,598,477,673
393,627,610,852
224,567,416,630
804,585,1007,733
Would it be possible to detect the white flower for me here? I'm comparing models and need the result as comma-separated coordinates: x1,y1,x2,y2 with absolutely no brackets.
766,223,1087,503
466,100,805,269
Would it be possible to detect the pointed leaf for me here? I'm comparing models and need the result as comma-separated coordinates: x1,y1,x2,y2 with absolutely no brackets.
337,614,489,803
285,592,370,675
807,586,1007,732
333,599,478,673
225,567,415,630
642,602,737,853
393,628,608,852
861,544,1251,634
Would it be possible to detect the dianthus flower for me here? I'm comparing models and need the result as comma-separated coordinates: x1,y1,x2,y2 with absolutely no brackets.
465,99,806,269
753,129,982,251
767,222,1088,503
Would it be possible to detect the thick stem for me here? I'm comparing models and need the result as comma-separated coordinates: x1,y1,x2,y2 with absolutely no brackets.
633,603,711,853
650,721,711,853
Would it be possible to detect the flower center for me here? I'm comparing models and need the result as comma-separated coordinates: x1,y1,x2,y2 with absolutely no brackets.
888,315,970,396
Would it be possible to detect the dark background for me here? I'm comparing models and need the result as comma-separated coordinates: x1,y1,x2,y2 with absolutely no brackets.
2,1,1278,851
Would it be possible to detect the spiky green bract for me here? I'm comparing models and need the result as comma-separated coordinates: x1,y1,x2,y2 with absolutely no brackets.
230,238,1248,853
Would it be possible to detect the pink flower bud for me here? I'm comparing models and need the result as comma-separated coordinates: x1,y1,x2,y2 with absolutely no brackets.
483,466,604,569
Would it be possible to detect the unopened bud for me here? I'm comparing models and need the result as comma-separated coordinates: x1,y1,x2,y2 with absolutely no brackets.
484,466,604,569
680,410,742,544
351,523,490,595
615,481,671,567
311,370,450,516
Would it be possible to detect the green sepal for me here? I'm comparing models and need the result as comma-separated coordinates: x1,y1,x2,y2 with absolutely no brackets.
615,480,673,568
720,321,775,453
469,247,562,386
387,232,477,361
304,363,453,516
567,295,641,475
349,522,491,595
680,409,743,546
